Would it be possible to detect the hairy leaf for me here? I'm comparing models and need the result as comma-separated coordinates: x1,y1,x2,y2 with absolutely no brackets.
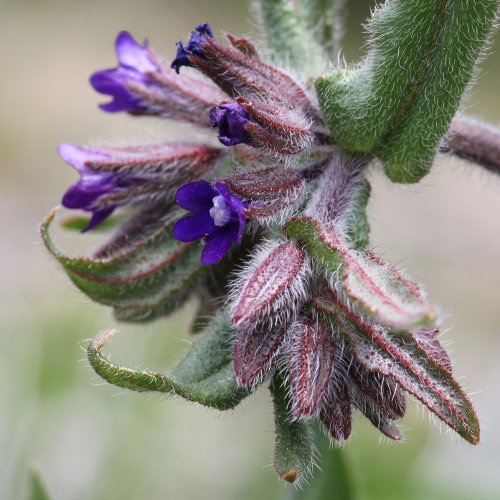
315,0,498,182
42,207,204,321
300,0,341,56
87,312,252,410
258,0,325,76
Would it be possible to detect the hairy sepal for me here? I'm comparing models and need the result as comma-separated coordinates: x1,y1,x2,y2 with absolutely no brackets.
42,208,204,322
313,292,480,444
319,363,352,442
230,240,308,329
138,52,228,125
86,142,224,208
194,36,318,117
348,364,406,441
270,372,316,484
223,166,305,218
87,312,252,410
284,217,435,330
315,0,498,182
288,319,336,418
238,98,314,155
234,322,288,387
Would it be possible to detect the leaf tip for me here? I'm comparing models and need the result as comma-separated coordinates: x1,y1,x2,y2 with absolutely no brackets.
282,469,297,483
91,329,118,351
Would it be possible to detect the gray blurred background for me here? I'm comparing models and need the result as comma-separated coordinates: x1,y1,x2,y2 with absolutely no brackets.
1,1,499,499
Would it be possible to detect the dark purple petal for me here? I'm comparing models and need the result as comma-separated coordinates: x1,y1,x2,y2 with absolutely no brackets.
210,102,252,146
171,23,214,73
175,180,217,212
90,68,148,113
172,211,217,242
84,207,116,232
61,176,116,209
201,222,239,264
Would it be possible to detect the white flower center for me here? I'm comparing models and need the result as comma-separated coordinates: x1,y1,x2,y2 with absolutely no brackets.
209,195,232,226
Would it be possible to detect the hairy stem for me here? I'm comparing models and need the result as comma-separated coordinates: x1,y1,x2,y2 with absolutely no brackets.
441,117,500,175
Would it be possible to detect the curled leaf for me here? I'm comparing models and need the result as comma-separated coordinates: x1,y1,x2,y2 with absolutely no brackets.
87,312,252,410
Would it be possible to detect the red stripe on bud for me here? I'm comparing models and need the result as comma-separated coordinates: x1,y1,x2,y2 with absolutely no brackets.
289,320,336,418
231,241,307,328
234,323,288,386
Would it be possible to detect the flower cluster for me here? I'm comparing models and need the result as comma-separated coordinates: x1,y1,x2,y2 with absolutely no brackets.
44,18,482,484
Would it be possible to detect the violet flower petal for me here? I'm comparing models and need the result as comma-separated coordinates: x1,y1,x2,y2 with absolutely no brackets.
114,31,155,73
172,211,217,242
201,222,239,264
175,180,217,212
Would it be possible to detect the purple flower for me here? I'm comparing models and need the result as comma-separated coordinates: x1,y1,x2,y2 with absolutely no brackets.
173,180,246,265
90,31,161,114
210,102,252,146
171,23,214,74
59,143,138,231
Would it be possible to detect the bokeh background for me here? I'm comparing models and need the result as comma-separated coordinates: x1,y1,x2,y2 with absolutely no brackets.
1,1,500,499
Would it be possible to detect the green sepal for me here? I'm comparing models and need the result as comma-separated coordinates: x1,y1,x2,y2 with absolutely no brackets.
270,372,315,484
315,0,498,183
283,216,344,274
258,0,325,76
87,311,252,410
41,207,204,322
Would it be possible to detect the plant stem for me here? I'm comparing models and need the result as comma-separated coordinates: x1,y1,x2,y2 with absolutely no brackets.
286,423,356,500
442,117,500,175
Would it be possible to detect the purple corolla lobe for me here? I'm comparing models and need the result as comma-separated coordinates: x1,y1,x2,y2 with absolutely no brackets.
59,143,136,231
173,179,246,265
171,23,214,74
90,31,159,113
210,102,252,146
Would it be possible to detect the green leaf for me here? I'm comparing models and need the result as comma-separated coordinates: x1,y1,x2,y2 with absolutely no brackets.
41,207,204,322
315,0,498,182
27,466,51,500
258,0,325,76
313,292,480,444
270,372,315,484
87,311,252,410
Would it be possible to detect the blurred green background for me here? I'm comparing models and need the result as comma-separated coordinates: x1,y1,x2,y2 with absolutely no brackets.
1,1,500,499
